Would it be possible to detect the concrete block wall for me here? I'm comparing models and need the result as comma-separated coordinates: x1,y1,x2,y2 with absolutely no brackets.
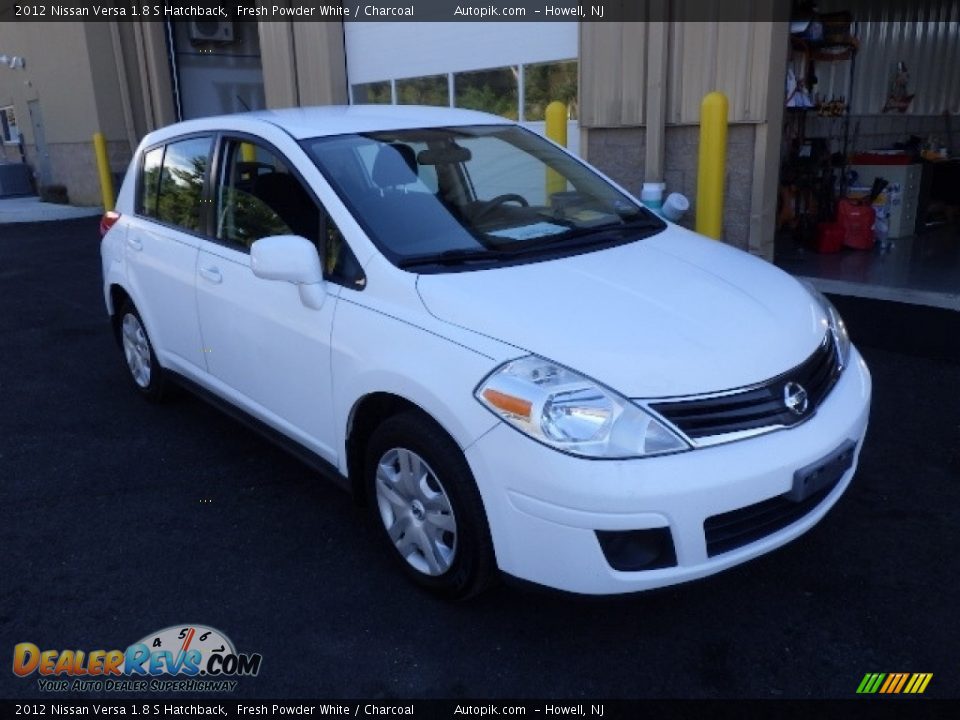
20,140,130,206
0,143,23,164
587,124,757,251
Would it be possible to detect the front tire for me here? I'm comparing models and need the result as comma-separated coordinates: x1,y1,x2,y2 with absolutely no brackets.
365,411,496,600
118,301,167,402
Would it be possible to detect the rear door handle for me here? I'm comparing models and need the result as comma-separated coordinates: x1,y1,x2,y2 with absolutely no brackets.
199,266,222,284
126,236,143,251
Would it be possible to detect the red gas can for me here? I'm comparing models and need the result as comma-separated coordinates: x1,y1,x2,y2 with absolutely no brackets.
837,199,875,250
815,222,844,253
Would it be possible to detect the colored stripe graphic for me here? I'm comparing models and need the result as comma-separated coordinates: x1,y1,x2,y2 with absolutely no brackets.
857,672,932,694
905,673,933,694
856,673,885,694
880,673,907,693
891,673,910,693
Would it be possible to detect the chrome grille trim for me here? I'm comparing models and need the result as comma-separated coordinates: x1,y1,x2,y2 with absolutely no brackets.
643,333,842,447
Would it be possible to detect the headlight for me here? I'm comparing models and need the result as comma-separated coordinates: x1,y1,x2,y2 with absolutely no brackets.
475,357,689,459
802,281,851,367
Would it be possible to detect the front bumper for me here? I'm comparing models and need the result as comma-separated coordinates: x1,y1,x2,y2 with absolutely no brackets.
464,347,872,594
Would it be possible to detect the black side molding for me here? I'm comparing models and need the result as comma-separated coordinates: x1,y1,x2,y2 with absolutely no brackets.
167,371,351,492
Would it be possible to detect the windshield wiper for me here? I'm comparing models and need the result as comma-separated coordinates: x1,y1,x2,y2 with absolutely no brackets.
397,247,515,269
510,216,663,248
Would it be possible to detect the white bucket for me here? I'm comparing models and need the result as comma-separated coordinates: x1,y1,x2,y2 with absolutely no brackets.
660,193,690,222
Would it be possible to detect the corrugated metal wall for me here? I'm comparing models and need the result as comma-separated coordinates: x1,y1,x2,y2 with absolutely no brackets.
580,21,780,127
812,0,960,114
258,22,347,109
581,2,960,125
579,22,646,127
667,22,774,124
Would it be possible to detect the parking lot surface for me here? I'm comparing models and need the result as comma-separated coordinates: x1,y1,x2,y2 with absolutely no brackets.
1,218,958,699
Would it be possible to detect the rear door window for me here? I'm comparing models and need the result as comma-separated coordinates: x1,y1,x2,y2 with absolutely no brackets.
142,136,213,233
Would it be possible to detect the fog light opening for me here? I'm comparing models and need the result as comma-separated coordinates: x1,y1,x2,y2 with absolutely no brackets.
596,527,677,571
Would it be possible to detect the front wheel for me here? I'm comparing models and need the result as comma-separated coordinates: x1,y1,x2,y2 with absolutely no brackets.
365,411,496,600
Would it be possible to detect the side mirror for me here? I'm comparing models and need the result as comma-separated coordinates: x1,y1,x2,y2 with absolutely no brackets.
250,235,326,310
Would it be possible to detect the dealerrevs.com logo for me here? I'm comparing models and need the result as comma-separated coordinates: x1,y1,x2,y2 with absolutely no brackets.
13,624,262,693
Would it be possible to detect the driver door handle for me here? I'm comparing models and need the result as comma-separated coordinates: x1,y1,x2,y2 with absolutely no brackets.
199,266,222,284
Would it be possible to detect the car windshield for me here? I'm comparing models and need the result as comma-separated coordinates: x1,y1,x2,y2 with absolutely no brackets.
300,125,665,271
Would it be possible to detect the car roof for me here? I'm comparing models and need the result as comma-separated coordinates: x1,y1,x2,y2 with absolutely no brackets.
144,105,515,144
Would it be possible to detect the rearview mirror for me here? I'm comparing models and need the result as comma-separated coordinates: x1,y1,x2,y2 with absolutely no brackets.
250,235,326,310
417,144,472,165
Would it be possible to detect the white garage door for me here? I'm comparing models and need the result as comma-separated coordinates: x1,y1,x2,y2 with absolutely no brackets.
344,21,580,155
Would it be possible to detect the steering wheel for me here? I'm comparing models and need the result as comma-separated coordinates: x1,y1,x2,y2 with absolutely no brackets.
472,193,529,223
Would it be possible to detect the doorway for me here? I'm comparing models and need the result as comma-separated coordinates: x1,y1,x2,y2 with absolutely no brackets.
27,99,52,188
773,3,960,311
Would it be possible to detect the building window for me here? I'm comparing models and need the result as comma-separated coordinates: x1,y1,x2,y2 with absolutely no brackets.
454,66,519,120
396,74,448,107
352,81,392,104
1,106,19,144
523,60,578,121
350,60,578,124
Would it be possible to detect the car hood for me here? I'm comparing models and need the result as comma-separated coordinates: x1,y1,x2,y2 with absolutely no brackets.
415,227,828,397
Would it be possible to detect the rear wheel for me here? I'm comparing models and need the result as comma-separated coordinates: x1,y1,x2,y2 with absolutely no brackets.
118,302,167,402
365,411,496,600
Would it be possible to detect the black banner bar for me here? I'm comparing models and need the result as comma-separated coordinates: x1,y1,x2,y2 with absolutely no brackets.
1,699,959,720
0,0,798,23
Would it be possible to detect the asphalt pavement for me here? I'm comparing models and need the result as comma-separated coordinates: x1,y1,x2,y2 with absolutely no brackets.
1,218,958,700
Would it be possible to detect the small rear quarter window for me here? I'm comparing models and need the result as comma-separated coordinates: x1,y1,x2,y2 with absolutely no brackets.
140,146,163,218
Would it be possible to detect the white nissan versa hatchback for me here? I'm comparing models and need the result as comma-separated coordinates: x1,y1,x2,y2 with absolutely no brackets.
100,106,871,598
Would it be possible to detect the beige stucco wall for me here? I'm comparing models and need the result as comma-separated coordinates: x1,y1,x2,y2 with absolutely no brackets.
0,23,100,145
0,19,344,205
0,22,143,204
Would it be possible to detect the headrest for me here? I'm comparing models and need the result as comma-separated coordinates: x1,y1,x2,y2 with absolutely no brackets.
371,143,418,188
253,172,304,200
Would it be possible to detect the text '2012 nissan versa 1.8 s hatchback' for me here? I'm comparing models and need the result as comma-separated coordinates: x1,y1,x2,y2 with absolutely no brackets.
100,106,871,599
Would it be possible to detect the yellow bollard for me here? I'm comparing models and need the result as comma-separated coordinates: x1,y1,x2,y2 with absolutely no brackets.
93,132,115,212
240,142,257,163
545,101,568,199
695,92,728,240
545,101,568,147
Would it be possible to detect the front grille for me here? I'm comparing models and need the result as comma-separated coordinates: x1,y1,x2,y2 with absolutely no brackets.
703,476,840,557
650,334,840,442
